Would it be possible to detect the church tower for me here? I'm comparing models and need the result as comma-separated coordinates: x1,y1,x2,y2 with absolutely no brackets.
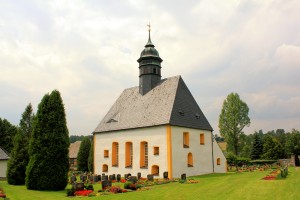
137,25,163,95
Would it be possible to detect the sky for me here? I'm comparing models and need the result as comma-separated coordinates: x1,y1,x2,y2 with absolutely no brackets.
1,0,300,136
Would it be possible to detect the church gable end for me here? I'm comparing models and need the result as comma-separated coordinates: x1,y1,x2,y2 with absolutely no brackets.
169,77,213,131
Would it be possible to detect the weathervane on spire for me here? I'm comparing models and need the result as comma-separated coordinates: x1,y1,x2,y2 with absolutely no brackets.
147,23,151,32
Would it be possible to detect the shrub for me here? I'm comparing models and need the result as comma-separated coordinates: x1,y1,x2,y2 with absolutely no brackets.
85,184,94,191
66,187,76,196
124,182,132,189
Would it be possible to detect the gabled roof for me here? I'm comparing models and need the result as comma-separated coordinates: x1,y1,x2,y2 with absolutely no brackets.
0,146,9,160
94,75,213,133
69,141,81,159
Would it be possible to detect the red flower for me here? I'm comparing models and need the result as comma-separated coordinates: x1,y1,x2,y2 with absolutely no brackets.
74,190,93,196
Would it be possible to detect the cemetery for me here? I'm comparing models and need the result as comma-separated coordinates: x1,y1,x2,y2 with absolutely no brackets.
1,165,300,199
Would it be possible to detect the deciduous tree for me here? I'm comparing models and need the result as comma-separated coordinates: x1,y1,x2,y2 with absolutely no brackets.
219,93,250,155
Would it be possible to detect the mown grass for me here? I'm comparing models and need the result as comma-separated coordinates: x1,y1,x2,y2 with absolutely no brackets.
1,167,300,200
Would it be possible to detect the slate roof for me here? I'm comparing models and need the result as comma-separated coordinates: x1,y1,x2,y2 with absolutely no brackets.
94,75,213,133
0,147,9,160
69,141,81,159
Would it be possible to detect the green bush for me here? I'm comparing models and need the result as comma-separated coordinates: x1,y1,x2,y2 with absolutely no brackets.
66,187,76,196
124,182,132,189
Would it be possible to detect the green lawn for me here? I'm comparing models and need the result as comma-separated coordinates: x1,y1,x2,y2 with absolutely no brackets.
1,167,300,200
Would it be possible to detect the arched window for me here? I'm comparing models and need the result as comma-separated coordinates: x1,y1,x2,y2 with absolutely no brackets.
140,141,148,168
112,142,119,167
188,152,193,167
200,133,205,145
217,158,221,165
151,165,159,176
102,164,108,172
183,132,189,148
125,142,133,167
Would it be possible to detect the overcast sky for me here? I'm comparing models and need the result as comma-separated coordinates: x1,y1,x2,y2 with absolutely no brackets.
1,0,299,136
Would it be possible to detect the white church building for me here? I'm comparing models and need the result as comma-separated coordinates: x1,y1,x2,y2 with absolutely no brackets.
93,29,226,178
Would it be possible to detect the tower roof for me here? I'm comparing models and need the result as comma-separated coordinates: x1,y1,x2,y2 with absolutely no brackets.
138,25,162,60
94,76,213,133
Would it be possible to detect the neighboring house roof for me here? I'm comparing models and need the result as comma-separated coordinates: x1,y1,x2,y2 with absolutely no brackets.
94,75,213,133
217,142,227,152
0,147,9,160
69,141,81,159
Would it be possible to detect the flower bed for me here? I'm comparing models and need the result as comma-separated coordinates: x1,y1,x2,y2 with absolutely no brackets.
74,190,93,196
262,170,280,180
0,187,6,198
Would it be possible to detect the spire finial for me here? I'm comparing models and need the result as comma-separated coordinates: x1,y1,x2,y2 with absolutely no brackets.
145,22,154,47
147,22,151,32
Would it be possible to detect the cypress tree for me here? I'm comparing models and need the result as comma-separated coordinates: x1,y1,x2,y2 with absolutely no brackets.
26,90,69,190
7,104,33,185
77,137,91,172
88,140,94,173
250,132,263,160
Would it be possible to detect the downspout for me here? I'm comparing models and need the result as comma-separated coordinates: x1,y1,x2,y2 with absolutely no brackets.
211,131,215,173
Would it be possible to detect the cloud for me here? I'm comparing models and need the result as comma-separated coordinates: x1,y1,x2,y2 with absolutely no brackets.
0,0,300,135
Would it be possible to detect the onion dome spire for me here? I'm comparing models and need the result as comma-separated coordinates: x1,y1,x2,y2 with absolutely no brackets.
137,23,163,95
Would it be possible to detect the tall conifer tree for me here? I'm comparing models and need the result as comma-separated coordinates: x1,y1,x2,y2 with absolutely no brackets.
7,104,33,185
26,90,69,190
88,140,94,173
250,132,263,160
77,137,91,172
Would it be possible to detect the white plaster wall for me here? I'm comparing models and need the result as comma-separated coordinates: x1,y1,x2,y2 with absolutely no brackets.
213,142,227,173
94,126,168,178
0,160,8,177
171,126,214,178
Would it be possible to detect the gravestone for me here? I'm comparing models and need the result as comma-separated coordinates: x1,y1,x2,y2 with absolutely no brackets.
102,175,108,181
109,175,113,181
70,175,77,184
89,175,94,182
137,172,141,179
102,173,105,177
147,174,154,181
82,175,87,183
73,182,84,191
181,173,186,180
124,174,128,179
127,173,131,177
163,171,168,179
101,180,112,190
117,174,121,182
97,175,101,181
112,174,116,180
128,176,137,184
93,175,98,183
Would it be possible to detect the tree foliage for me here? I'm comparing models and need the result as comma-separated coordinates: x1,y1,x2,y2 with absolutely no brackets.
69,135,86,143
26,90,69,190
286,129,300,156
88,139,94,173
250,132,263,160
0,118,18,153
7,104,33,185
219,93,250,155
77,137,91,172
261,135,284,160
